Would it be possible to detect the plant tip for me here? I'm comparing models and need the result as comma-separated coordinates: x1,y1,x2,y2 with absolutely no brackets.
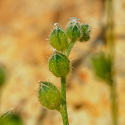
69,17,80,21
54,23,59,27
45,38,49,41
53,49,56,52
10,108,13,111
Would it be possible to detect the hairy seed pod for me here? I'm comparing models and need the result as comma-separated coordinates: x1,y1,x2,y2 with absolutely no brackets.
0,108,13,120
49,52,70,77
50,23,68,51
38,81,61,111
79,24,91,42
0,109,23,125
66,17,81,40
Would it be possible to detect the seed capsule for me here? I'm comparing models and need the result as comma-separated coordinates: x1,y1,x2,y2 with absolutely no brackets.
0,108,13,120
79,24,90,42
49,52,70,77
38,81,61,111
50,24,68,51
66,17,81,40
0,109,23,125
90,53,112,85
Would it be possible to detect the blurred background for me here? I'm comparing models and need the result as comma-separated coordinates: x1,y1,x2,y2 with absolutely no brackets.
0,0,125,125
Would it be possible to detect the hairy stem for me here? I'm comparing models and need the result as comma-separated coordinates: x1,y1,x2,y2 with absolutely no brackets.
110,81,118,125
60,39,76,125
61,77,69,125
65,39,76,56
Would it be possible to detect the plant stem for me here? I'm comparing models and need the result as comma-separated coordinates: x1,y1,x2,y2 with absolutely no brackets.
65,39,76,57
105,0,118,124
110,80,118,125
0,89,2,116
60,39,76,125
105,0,114,59
60,77,69,125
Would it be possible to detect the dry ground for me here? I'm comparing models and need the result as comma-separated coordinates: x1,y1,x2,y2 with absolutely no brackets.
0,0,125,125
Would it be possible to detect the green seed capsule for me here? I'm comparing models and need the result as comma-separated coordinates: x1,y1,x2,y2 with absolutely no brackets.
50,23,68,51
79,24,91,42
38,81,61,111
49,52,70,77
0,109,23,125
90,53,112,85
66,17,81,40
0,108,13,120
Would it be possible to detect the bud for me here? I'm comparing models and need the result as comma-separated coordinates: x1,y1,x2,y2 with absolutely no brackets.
0,108,13,120
66,17,81,40
90,53,112,85
38,81,61,111
49,52,70,77
50,23,68,51
79,24,90,42
0,109,23,125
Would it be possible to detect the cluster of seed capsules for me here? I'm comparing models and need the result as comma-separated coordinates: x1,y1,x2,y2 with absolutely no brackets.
49,17,91,77
38,17,91,111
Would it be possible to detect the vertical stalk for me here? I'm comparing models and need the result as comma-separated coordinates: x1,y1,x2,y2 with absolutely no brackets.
105,0,118,124
0,89,2,116
105,0,115,58
110,81,118,125
60,39,76,125
65,39,76,57
61,77,69,125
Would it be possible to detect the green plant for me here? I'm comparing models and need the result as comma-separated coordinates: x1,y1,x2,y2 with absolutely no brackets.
0,66,23,125
38,17,90,125
0,64,6,115
90,52,118,125
0,109,23,125
0,65,6,89
90,0,118,125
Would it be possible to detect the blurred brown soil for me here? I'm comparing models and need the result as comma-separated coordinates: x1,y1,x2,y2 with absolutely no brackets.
0,0,125,125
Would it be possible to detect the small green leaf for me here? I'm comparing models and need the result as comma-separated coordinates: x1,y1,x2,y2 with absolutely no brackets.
50,24,68,51
66,17,81,40
90,52,112,85
38,81,61,111
49,52,70,77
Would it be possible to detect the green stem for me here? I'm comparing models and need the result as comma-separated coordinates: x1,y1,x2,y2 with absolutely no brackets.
65,39,76,57
0,89,2,116
105,0,118,124
60,77,69,125
110,81,118,125
105,0,114,59
60,39,76,125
